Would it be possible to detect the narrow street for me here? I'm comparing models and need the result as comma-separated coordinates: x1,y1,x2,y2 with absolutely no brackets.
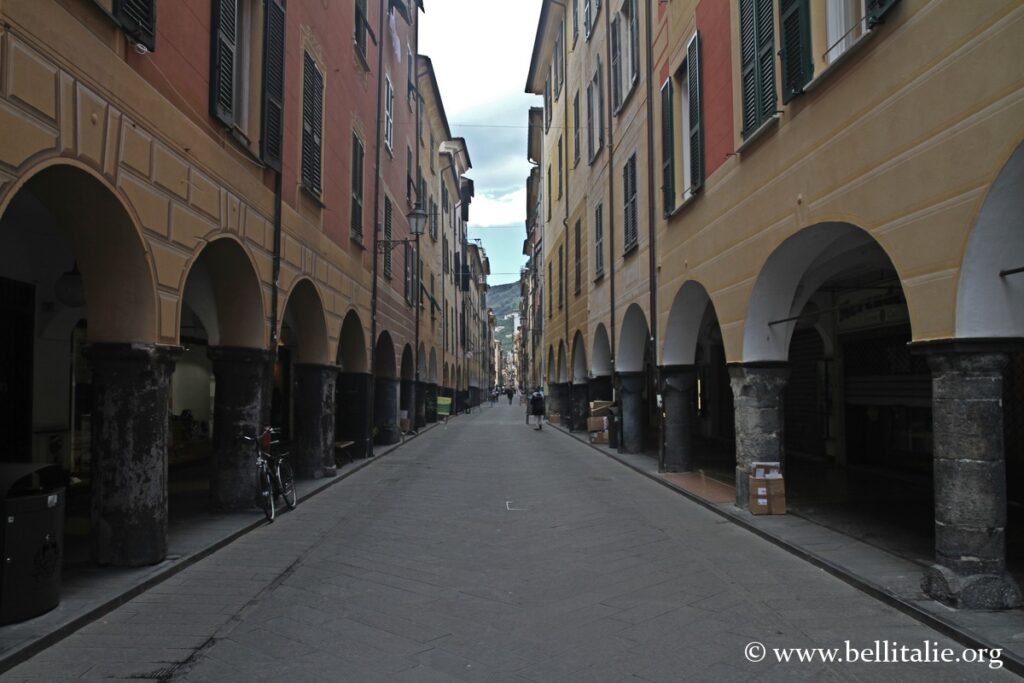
4,404,1012,682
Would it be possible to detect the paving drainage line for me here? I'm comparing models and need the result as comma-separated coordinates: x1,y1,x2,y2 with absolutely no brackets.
0,420,443,675
547,423,1024,677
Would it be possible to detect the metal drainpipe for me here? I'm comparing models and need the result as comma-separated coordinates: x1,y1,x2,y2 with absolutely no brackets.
266,169,283,426
604,2,617,382
643,0,662,470
562,17,571,393
413,10,421,427
367,0,388,458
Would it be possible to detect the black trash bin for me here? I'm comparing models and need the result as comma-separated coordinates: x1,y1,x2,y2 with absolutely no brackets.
0,463,65,625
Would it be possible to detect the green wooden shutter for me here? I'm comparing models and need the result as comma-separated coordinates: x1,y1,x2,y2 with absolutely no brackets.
755,0,777,123
867,0,901,27
209,0,236,126
687,31,704,192
660,79,675,215
779,0,812,103
301,53,323,196
260,0,286,171
114,0,157,51
739,0,758,135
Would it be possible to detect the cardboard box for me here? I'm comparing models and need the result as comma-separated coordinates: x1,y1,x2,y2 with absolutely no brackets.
751,461,782,479
749,475,786,515
589,401,613,417
399,418,411,432
548,413,561,425
587,416,608,432
590,431,609,444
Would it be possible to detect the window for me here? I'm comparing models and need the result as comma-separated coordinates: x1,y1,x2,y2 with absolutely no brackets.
384,76,395,151
404,243,414,304
301,52,324,197
548,262,553,318
779,0,813,102
594,203,604,277
662,32,704,214
544,77,552,131
574,220,581,295
586,60,605,163
429,134,436,171
558,245,564,309
573,0,579,43
739,0,777,136
584,0,591,40
573,92,580,166
443,236,449,273
210,0,251,131
547,165,552,219
354,0,368,59
431,274,437,321
610,16,622,109
623,153,638,251
557,137,563,198
350,133,365,241
384,197,393,278
406,146,414,204
408,45,416,107
442,184,449,214
429,197,438,240
611,0,640,112
114,0,157,51
259,0,285,170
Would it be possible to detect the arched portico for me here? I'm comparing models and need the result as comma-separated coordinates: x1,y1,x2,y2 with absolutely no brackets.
589,323,613,402
426,348,439,423
400,344,415,432
374,332,400,445
617,305,652,454
569,332,589,431
336,310,371,458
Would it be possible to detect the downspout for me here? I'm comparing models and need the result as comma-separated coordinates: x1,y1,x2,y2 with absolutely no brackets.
368,0,388,458
266,169,283,426
562,17,570,390
413,11,421,426
643,0,662,469
604,2,617,381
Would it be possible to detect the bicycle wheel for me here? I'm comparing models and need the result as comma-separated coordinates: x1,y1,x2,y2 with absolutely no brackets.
278,459,297,510
258,469,275,522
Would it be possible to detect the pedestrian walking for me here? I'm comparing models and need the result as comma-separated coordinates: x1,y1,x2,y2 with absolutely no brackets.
528,387,545,430
506,387,514,405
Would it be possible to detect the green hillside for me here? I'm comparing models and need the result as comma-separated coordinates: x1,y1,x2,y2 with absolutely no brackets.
488,281,521,353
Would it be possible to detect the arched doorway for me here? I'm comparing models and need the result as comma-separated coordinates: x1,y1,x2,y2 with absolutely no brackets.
400,344,414,433
0,162,166,567
661,281,734,475
374,332,399,444
569,332,588,431
617,304,653,454
278,279,334,478
590,323,613,401
175,238,267,514
336,310,371,458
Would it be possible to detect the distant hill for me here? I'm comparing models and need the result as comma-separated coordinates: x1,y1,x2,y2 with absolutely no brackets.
487,281,521,353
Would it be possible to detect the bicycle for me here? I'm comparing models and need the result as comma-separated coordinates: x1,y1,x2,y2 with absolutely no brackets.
242,427,297,522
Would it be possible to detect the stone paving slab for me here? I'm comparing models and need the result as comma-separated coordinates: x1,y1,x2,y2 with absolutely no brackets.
4,405,1021,681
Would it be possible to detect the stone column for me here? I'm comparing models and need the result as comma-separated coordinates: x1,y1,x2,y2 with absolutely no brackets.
415,381,427,428
618,372,646,454
570,383,589,431
208,346,270,511
728,363,788,508
425,383,438,423
294,363,338,478
374,376,401,444
336,372,372,458
85,343,180,567
400,378,414,428
922,344,1022,609
661,365,697,472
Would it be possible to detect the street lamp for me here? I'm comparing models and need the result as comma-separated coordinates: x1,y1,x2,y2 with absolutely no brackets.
376,203,427,252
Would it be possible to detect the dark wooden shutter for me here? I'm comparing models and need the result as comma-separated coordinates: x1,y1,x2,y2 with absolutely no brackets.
755,0,777,123
779,0,812,103
114,0,157,51
301,53,323,196
584,0,591,39
740,0,776,136
260,0,286,171
687,32,704,191
867,0,901,27
351,135,364,239
210,0,237,127
610,18,622,109
739,0,758,135
384,198,393,277
660,79,675,214
629,0,639,81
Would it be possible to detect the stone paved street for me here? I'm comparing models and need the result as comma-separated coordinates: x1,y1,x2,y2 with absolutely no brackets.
6,405,1018,682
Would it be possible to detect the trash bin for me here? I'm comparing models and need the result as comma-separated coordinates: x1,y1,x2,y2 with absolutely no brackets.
0,463,65,625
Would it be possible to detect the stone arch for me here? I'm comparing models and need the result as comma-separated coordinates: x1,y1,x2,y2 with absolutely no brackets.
662,280,716,366
571,331,587,385
1,160,158,343
742,222,905,362
280,278,329,364
179,237,265,348
374,331,397,378
592,323,612,376
443,362,449,387
417,342,427,376
556,340,568,383
956,140,1024,338
546,346,555,384
337,309,368,373
401,344,414,381
429,348,438,383
617,304,650,373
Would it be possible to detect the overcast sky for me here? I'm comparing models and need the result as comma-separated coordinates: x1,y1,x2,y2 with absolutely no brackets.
420,0,543,287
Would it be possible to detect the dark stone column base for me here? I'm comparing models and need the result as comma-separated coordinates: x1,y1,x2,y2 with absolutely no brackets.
425,383,438,423
375,377,401,444
728,363,789,509
336,372,372,458
661,365,697,472
400,378,414,427
415,381,427,428
570,383,589,431
294,363,338,479
85,343,181,567
618,372,645,454
922,564,1023,610
208,346,271,511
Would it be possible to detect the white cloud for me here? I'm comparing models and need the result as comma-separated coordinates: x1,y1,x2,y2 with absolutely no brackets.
471,188,526,229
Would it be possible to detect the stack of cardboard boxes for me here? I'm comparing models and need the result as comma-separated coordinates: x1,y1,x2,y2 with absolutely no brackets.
588,401,612,444
749,462,786,515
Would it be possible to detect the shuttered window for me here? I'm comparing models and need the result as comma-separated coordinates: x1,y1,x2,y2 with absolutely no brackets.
574,220,581,295
628,0,639,84
739,0,777,137
866,0,901,27
686,32,705,192
406,147,414,204
660,79,675,215
779,0,812,103
586,81,595,161
557,137,563,198
210,0,238,127
623,153,638,252
594,203,604,277
558,245,564,309
354,0,368,58
114,0,157,51
610,17,622,110
573,92,580,166
404,243,414,304
573,0,579,42
301,52,324,197
351,134,364,241
384,197,393,278
584,0,591,40
548,263,553,318
384,77,394,151
260,0,286,170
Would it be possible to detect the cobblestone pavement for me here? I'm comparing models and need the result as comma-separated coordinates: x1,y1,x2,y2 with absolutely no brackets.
6,404,1019,681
